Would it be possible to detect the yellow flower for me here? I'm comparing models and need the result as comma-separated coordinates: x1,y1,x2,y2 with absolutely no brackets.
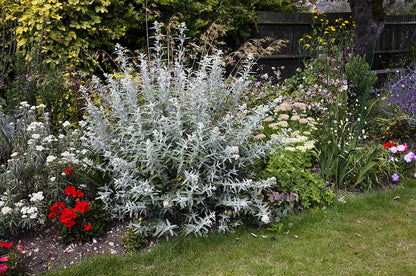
305,44,310,47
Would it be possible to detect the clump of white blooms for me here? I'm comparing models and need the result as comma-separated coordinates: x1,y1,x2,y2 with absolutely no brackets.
81,23,286,238
0,102,95,235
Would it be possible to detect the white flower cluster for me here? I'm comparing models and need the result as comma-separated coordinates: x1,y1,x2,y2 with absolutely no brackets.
0,101,93,235
21,206,38,219
29,191,44,202
1,206,12,215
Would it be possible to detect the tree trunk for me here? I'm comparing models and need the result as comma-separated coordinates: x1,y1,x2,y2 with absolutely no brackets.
348,0,384,60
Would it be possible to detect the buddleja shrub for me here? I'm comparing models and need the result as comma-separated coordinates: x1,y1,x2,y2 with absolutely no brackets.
81,23,284,238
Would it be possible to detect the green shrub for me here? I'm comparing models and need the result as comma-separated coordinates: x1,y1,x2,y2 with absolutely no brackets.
266,150,334,209
345,55,377,113
120,225,148,253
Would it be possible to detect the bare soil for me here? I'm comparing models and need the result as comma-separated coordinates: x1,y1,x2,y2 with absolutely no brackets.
10,220,129,275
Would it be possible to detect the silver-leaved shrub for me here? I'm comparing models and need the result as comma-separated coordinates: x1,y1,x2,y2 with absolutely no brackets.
81,23,285,238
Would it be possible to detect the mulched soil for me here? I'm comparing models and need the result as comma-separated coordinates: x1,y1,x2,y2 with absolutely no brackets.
10,220,130,275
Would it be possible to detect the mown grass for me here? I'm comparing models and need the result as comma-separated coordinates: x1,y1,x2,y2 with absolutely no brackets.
46,179,416,276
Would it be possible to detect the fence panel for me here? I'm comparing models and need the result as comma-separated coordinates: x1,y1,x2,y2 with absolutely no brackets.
255,12,416,77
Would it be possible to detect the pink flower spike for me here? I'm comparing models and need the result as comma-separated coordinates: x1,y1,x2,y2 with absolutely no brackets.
0,263,7,274
0,256,8,262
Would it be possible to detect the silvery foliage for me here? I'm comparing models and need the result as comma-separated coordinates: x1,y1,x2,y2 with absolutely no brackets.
81,22,286,238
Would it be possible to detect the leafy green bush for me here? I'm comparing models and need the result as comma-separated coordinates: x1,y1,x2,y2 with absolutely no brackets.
2,0,138,70
266,150,334,209
345,55,377,113
2,0,308,73
120,225,148,253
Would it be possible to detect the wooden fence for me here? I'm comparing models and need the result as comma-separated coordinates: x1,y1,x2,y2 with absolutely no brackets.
254,12,416,77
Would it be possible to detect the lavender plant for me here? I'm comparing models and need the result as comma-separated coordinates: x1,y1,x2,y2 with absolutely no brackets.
81,23,284,238
377,68,416,142
382,68,416,123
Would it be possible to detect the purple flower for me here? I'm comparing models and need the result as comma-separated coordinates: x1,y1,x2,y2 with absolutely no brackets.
404,152,416,163
392,173,399,181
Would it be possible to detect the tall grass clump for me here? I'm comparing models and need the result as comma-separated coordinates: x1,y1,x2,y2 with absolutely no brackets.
81,23,284,238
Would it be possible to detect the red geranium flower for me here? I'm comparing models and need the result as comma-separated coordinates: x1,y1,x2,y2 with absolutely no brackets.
59,208,77,228
74,189,84,198
65,186,76,196
84,224,92,231
48,202,66,219
74,201,90,213
65,186,84,198
0,242,13,248
65,167,72,175
383,141,394,148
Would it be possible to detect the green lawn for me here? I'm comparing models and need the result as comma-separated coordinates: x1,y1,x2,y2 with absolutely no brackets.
47,180,416,276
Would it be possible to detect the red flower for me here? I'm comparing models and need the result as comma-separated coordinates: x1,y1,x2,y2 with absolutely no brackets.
65,186,84,198
383,141,394,148
74,201,90,213
65,186,76,196
48,202,66,219
59,208,77,228
0,242,13,248
84,224,92,231
65,167,72,175
74,189,84,198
